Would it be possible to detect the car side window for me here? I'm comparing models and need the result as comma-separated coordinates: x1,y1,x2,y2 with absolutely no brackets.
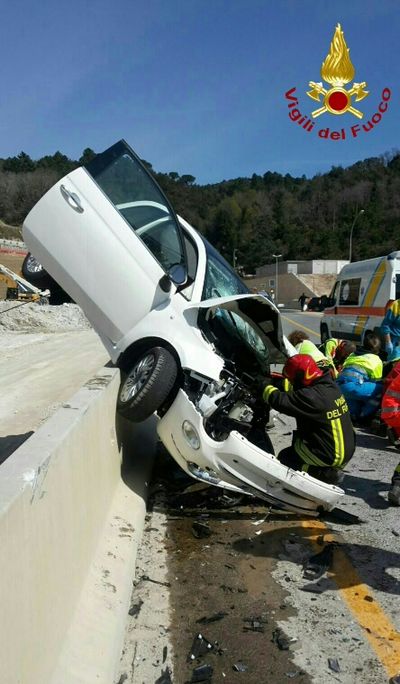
339,278,361,306
85,142,186,274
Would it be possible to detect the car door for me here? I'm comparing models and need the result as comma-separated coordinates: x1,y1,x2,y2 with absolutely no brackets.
23,140,187,346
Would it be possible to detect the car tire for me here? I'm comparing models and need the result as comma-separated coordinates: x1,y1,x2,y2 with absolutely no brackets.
117,346,178,422
320,323,329,343
21,253,48,283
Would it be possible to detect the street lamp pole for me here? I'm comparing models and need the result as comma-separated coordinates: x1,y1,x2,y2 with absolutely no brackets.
272,253,282,305
349,209,365,262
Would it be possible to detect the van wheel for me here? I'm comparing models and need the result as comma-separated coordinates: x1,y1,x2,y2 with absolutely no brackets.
320,323,329,343
117,347,178,422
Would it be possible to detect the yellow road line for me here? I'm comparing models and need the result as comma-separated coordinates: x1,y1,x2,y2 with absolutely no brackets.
282,315,320,340
301,519,400,677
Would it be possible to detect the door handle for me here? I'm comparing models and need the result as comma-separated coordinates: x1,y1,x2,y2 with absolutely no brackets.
60,184,84,213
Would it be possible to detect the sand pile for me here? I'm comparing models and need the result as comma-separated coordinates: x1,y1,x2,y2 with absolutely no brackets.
0,301,91,333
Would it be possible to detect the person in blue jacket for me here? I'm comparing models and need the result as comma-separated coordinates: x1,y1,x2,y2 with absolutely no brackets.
336,333,383,423
381,299,400,357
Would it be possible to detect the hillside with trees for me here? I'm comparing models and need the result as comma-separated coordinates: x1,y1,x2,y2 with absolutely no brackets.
1,147,399,271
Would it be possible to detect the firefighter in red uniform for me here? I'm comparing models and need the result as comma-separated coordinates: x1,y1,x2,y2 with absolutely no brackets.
259,354,356,484
381,349,400,505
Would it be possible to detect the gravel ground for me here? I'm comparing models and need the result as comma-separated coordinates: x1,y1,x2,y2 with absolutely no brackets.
0,301,91,333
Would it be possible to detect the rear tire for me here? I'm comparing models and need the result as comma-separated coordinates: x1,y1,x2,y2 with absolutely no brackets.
21,253,47,284
117,346,178,422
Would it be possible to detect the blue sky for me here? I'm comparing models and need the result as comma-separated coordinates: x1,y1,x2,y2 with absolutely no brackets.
0,0,398,183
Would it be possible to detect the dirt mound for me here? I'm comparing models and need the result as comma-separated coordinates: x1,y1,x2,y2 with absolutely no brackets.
0,301,91,333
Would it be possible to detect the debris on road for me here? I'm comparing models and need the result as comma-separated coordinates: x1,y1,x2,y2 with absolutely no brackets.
188,634,215,661
155,667,173,684
197,612,227,625
272,627,290,651
328,657,341,673
189,663,214,682
233,662,248,672
243,614,268,632
128,598,143,617
141,574,171,588
192,521,212,539
303,544,335,581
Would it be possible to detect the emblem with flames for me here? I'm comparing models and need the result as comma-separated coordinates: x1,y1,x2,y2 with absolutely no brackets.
307,24,369,119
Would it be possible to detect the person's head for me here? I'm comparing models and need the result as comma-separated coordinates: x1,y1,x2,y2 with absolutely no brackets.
283,354,323,389
335,340,356,364
363,333,382,355
288,330,309,347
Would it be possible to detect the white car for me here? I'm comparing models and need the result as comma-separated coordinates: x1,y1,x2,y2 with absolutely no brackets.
23,140,343,515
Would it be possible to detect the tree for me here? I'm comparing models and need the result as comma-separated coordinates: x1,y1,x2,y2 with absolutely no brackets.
79,148,96,165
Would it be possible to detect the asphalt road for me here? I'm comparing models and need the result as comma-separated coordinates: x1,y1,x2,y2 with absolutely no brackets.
281,309,323,343
118,309,400,684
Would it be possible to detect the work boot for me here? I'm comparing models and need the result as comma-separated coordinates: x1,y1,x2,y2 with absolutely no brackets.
388,482,400,506
312,467,344,486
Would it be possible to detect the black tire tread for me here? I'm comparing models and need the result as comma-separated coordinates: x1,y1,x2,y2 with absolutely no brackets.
117,347,178,422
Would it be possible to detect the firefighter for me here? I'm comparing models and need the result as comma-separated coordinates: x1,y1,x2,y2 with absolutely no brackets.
381,347,400,505
381,298,400,357
319,338,356,374
336,333,383,422
259,354,355,484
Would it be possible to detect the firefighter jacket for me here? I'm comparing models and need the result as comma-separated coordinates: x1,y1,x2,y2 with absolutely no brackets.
381,299,400,338
263,373,355,468
381,363,400,433
339,351,382,383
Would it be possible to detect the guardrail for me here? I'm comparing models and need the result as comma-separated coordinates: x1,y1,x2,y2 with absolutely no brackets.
0,368,156,684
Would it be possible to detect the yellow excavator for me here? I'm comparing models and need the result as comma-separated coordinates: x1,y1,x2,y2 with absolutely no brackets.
0,263,50,303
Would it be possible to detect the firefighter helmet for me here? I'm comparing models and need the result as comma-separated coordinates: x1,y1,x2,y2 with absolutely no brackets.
283,354,324,387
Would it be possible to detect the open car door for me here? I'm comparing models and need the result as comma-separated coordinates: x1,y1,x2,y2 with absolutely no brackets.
23,140,188,347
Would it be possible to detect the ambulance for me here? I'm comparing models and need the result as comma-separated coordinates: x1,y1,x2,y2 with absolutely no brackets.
321,251,400,344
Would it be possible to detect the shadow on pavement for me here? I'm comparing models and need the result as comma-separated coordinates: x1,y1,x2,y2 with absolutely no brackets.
0,432,34,465
232,525,400,595
341,472,391,510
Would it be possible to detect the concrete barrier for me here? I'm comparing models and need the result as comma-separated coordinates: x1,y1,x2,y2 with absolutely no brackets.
0,367,156,684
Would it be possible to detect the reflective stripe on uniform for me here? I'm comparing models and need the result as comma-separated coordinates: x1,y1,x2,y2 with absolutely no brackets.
385,390,400,400
381,406,400,414
294,437,327,466
331,418,345,467
395,463,400,474
263,385,278,402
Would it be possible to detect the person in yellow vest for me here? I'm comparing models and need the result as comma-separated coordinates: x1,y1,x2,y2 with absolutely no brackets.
336,333,383,422
288,330,334,373
319,338,356,374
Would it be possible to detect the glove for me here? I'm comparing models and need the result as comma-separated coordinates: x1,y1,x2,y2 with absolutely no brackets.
251,376,272,398
386,341,394,355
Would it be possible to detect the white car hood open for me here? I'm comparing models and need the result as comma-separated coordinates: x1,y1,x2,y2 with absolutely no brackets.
185,293,292,366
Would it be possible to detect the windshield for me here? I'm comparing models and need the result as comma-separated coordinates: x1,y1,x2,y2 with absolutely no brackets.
201,237,249,300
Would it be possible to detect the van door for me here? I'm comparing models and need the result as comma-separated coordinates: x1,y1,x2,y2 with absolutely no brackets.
23,140,188,347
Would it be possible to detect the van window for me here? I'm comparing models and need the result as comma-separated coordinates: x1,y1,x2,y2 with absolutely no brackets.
339,278,361,306
396,274,400,300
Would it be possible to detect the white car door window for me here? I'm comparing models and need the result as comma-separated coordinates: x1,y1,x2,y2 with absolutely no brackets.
85,141,186,274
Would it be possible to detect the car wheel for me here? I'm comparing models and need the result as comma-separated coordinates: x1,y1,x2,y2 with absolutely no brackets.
117,347,178,422
320,323,329,343
21,253,48,283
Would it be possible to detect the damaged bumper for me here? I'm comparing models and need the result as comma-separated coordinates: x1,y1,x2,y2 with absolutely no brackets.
157,389,344,516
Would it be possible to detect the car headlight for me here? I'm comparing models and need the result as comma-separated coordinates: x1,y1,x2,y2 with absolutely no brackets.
182,421,200,450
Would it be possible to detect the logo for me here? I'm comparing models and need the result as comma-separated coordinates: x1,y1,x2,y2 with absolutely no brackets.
283,24,391,140
304,367,318,382
307,24,368,119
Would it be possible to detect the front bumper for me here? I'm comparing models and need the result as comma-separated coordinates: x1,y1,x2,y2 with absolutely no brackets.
157,389,344,515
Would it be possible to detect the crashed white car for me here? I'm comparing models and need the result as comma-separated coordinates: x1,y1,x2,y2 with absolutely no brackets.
23,140,343,515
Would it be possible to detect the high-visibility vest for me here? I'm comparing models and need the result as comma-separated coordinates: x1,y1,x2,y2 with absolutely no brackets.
297,340,329,364
341,352,383,380
381,373,400,429
322,338,342,359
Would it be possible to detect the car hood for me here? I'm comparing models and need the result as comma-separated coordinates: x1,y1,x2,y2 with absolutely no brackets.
185,293,292,368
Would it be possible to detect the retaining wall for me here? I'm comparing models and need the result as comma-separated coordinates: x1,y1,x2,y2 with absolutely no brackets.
0,367,155,684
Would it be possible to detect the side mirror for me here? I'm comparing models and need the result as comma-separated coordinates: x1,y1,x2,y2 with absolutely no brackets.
169,263,187,287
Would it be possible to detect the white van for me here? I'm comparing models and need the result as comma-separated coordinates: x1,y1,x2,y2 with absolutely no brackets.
321,251,400,344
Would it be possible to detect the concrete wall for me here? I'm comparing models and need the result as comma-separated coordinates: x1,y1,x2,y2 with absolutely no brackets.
0,368,154,684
